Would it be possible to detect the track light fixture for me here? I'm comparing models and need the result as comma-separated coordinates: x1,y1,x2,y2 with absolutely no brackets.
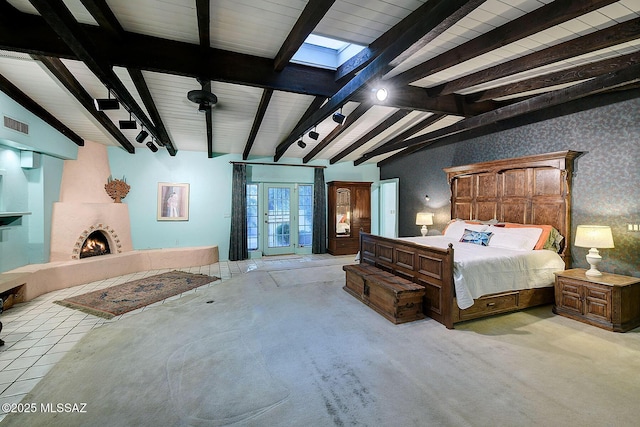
308,129,319,140
332,110,345,125
94,91,119,111
135,127,149,143
297,139,306,148
146,141,158,152
119,112,137,129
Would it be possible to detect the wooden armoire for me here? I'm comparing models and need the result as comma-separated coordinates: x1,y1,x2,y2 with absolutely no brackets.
327,181,372,255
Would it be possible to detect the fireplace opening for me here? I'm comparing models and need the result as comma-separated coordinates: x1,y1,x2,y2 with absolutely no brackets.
80,231,110,259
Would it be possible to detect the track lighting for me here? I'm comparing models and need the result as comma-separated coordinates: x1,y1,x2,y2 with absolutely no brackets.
94,97,119,111
308,130,319,140
332,111,345,125
119,112,137,129
146,141,158,152
135,128,149,143
297,139,306,148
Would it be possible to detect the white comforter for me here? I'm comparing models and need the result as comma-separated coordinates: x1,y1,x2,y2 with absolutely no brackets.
400,236,565,310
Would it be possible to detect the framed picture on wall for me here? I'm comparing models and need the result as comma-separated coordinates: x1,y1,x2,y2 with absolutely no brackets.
157,182,189,221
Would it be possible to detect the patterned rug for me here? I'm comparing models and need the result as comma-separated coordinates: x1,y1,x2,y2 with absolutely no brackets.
54,271,218,318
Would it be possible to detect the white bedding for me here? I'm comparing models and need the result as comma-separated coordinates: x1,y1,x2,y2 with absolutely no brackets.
400,236,565,310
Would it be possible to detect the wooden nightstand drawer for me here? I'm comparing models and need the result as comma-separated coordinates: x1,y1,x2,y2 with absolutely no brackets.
554,269,640,332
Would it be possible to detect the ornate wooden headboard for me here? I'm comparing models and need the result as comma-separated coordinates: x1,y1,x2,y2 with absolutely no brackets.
443,151,580,266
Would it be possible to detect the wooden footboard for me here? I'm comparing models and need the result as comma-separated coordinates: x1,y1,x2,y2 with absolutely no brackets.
360,232,456,328
359,232,555,329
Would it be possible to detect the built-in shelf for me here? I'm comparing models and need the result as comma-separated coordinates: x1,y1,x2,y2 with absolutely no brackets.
0,212,31,228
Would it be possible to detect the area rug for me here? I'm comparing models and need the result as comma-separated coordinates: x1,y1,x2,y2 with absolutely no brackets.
54,271,218,318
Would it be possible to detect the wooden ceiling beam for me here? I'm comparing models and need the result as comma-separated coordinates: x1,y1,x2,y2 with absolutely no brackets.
353,113,446,166
274,95,326,160
79,0,125,39
34,55,134,153
431,17,640,98
335,0,481,83
81,0,175,153
390,0,619,87
330,109,411,164
363,62,640,163
0,71,84,146
468,51,640,103
274,0,484,162
243,89,274,160
274,0,336,71
0,11,341,97
28,0,177,155
302,102,371,163
195,0,210,48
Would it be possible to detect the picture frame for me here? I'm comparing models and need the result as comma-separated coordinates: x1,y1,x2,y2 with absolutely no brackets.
157,182,189,221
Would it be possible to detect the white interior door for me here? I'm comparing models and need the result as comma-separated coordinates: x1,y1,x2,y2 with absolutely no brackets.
262,183,313,256
378,179,398,238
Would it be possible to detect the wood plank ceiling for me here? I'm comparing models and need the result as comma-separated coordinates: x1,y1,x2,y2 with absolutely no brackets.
0,0,638,165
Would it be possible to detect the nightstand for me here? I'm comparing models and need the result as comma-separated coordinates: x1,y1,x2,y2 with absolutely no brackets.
553,269,640,332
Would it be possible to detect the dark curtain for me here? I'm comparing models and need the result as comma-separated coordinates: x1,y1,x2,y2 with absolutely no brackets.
229,163,248,261
312,168,327,254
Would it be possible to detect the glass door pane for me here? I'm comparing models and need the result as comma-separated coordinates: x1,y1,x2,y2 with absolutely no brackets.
263,185,292,255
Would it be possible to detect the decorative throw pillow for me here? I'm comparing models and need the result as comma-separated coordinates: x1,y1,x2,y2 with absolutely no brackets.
459,229,493,246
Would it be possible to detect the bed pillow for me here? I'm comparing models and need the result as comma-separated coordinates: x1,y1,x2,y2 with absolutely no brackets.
501,223,552,250
443,220,488,240
459,229,493,246
487,225,542,251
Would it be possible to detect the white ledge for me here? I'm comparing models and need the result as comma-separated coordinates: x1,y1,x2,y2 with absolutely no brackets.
1,246,219,302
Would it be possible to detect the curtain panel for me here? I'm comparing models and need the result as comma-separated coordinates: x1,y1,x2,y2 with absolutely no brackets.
312,168,327,254
229,164,248,261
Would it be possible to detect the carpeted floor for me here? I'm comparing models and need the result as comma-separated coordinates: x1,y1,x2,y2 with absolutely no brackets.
3,257,640,426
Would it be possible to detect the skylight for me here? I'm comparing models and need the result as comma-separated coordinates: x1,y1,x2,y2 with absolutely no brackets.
291,34,366,70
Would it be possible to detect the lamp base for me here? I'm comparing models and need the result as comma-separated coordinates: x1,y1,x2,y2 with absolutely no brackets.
420,225,428,237
585,248,603,276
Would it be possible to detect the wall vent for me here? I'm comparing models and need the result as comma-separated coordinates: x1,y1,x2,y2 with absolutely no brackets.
3,116,29,135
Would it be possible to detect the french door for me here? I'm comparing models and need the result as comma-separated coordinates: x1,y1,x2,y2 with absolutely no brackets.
262,183,313,256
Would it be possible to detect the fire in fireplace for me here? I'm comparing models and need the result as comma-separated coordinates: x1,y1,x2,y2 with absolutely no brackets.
80,231,111,259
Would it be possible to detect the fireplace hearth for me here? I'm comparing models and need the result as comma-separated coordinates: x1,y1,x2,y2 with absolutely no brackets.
80,231,110,259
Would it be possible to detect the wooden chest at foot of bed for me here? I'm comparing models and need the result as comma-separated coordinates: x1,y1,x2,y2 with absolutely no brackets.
343,264,426,324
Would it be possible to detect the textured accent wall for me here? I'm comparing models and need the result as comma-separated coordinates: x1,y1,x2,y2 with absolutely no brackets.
381,90,640,277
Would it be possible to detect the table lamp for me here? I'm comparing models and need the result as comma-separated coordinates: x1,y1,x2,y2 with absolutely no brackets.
574,225,614,276
416,212,434,236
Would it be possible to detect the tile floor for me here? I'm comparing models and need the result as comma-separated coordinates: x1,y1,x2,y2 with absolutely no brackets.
0,255,328,422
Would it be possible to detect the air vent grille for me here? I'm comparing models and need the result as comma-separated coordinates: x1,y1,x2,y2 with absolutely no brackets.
4,116,29,134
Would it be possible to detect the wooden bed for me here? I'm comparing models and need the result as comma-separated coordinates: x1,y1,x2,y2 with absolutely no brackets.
359,151,580,329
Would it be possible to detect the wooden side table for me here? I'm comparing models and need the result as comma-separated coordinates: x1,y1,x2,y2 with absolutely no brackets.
553,269,640,332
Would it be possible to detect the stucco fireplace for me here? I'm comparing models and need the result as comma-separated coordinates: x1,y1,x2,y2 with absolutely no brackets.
49,141,133,262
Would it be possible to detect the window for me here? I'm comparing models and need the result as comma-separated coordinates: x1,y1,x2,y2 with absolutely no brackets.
247,184,258,251
298,185,313,247
291,34,365,70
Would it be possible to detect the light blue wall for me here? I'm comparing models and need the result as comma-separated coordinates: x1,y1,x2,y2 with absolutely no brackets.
0,92,78,160
108,148,378,260
0,93,73,273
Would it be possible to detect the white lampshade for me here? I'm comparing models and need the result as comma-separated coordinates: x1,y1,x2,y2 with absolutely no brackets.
575,225,614,249
416,212,433,237
415,212,433,226
574,225,614,277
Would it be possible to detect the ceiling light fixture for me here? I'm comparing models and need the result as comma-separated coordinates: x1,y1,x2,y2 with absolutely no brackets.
308,129,319,140
297,139,306,148
332,109,345,125
94,91,120,111
119,112,137,129
135,127,149,143
374,87,388,102
146,141,158,152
